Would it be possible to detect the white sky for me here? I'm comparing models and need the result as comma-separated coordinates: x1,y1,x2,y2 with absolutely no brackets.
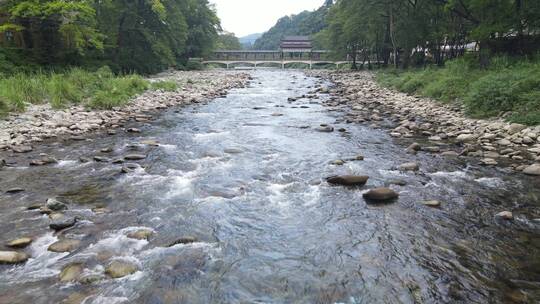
210,0,323,37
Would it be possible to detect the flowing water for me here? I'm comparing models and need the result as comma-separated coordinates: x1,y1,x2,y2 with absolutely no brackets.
1,70,539,304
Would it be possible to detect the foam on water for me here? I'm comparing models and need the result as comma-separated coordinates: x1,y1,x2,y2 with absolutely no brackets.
475,177,506,188
56,160,78,167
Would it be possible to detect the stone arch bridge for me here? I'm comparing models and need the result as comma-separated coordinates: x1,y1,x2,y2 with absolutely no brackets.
202,50,351,69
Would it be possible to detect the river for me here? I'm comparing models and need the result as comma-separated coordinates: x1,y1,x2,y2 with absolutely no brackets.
0,70,539,304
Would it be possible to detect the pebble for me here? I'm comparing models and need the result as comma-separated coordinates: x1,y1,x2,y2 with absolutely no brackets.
422,200,441,207
124,154,147,161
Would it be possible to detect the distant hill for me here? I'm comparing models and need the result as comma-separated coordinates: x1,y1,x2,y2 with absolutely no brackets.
253,0,333,50
239,33,263,49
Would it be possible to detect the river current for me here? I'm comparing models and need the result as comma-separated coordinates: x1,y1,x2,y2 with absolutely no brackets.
0,70,539,304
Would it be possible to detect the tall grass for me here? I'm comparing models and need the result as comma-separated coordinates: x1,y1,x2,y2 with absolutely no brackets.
0,67,179,114
376,56,540,125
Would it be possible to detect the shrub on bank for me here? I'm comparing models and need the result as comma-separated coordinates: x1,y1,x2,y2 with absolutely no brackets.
0,67,179,114
376,56,540,125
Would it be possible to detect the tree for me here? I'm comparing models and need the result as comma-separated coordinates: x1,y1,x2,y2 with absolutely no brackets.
216,32,242,50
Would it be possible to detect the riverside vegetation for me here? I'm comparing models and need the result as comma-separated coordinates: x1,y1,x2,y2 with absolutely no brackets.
377,56,540,126
0,67,178,114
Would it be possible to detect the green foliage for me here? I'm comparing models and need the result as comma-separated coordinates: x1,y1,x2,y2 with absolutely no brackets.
215,33,242,50
151,81,178,91
0,68,159,112
253,4,332,50
0,0,220,74
377,57,540,125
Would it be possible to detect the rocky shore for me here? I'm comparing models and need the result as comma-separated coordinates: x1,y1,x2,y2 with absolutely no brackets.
310,70,540,176
0,70,249,151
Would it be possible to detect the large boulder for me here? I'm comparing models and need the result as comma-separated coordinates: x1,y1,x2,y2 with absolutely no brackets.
105,260,139,278
0,251,29,264
327,175,369,186
523,164,540,176
48,239,81,253
363,188,399,203
59,263,84,282
6,237,33,248
399,162,419,172
46,198,68,211
127,229,154,240
49,216,77,231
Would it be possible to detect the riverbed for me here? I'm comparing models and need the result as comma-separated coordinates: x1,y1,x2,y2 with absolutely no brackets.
0,70,539,303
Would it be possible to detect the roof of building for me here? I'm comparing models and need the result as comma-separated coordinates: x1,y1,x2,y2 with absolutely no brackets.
281,36,312,49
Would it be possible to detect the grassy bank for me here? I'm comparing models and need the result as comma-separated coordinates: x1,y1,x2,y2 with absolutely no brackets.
376,56,540,125
0,67,178,115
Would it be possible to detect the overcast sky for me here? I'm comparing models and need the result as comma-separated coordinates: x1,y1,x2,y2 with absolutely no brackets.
210,0,323,37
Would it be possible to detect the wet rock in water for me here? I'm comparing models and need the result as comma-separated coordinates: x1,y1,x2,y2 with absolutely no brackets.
399,162,419,172
49,216,77,231
59,263,84,282
70,136,86,141
0,159,6,169
327,175,369,186
441,151,459,157
124,154,146,161
5,188,25,194
46,198,68,211
224,148,243,154
121,163,140,173
30,156,58,166
7,237,32,248
407,143,421,151
331,160,345,166
105,260,139,278
168,236,197,247
363,188,399,203
127,128,141,133
140,140,160,146
100,147,113,153
127,229,154,240
93,156,110,162
388,179,407,186
271,113,284,117
48,239,81,252
79,274,104,285
495,211,513,220
354,155,365,161
49,213,65,220
422,200,441,207
316,126,334,133
79,157,91,163
12,145,33,153
523,164,540,176
0,251,29,264
112,159,124,164
338,128,347,132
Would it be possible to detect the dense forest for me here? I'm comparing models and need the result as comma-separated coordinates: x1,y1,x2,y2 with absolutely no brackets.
321,0,540,68
0,0,220,74
252,0,333,50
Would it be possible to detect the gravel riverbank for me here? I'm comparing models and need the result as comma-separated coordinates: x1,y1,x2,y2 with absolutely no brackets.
0,70,249,151
310,70,540,176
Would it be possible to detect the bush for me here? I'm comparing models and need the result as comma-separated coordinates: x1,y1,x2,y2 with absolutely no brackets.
151,80,178,91
376,56,540,125
48,74,83,108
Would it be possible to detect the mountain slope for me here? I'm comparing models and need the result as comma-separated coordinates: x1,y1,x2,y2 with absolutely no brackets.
253,1,333,50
